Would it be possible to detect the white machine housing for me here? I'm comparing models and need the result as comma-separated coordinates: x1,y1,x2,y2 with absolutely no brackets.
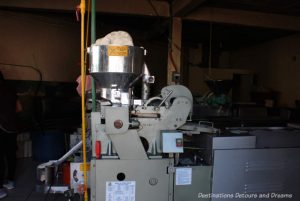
89,45,193,201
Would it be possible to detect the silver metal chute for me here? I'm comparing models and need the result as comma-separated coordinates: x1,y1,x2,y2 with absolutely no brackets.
89,45,145,90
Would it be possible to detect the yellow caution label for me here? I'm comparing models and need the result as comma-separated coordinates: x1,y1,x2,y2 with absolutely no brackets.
80,163,90,171
108,46,129,56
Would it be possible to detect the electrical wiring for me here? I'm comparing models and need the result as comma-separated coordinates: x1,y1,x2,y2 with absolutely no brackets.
146,0,161,17
24,187,35,201
145,0,181,74
145,0,215,78
168,49,178,72
0,62,42,83
44,167,59,201
0,62,44,131
0,62,43,98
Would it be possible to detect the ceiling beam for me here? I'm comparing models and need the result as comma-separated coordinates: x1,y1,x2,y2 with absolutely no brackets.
172,0,206,17
185,7,300,31
0,0,169,17
145,0,207,39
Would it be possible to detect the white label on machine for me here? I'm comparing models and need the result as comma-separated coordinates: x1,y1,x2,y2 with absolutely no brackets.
106,181,136,201
175,168,192,185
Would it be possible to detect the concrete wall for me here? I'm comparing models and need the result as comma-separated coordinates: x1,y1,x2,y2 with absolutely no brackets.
0,10,80,82
0,10,168,94
230,33,300,107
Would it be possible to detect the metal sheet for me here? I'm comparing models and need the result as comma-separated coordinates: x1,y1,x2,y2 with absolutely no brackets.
174,166,212,201
250,129,300,148
91,159,173,201
109,130,148,160
104,105,147,159
200,134,256,165
105,106,129,134
212,148,300,201
212,136,256,150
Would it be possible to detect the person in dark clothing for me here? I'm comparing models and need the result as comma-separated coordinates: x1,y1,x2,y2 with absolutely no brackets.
0,71,21,199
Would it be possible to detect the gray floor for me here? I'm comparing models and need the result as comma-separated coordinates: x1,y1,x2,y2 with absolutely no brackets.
2,158,74,201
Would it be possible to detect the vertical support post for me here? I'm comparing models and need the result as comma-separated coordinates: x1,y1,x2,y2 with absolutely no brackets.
167,17,182,85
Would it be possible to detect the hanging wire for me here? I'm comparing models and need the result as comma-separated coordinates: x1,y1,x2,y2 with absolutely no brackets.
208,22,213,77
146,0,160,17
146,0,218,83
145,0,212,73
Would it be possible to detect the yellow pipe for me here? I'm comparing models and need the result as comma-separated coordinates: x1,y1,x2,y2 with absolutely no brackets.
80,1,88,201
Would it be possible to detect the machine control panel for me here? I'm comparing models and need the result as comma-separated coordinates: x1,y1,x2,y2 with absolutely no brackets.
161,131,184,153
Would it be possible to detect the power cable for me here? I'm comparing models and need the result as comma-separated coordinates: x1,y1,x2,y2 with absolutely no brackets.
146,0,160,17
0,62,44,132
145,0,200,68
24,187,35,201
44,167,59,201
0,62,42,83
145,0,216,79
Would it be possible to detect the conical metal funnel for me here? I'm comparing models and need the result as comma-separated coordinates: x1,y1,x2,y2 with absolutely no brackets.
89,45,145,90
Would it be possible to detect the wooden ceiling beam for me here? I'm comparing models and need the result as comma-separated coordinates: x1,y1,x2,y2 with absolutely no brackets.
172,0,206,17
0,0,169,17
185,7,300,31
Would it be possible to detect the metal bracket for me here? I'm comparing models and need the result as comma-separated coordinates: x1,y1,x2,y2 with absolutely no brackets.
167,166,176,174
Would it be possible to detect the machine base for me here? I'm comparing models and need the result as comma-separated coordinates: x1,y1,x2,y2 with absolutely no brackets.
90,159,173,201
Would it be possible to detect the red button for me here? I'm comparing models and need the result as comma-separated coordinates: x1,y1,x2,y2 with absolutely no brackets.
96,141,101,159
176,138,183,147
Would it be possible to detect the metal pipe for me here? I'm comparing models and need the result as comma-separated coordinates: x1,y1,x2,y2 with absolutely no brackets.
37,141,83,169
91,0,97,112
144,96,163,107
142,64,150,100
129,73,144,88
80,1,88,200
142,82,150,100
56,141,83,165
91,0,96,44
158,90,173,107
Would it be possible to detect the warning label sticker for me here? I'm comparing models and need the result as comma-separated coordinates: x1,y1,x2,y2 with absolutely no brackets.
108,46,129,56
175,168,192,185
106,181,136,201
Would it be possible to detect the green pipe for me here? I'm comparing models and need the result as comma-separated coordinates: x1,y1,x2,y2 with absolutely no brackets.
91,0,97,111
91,0,96,43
